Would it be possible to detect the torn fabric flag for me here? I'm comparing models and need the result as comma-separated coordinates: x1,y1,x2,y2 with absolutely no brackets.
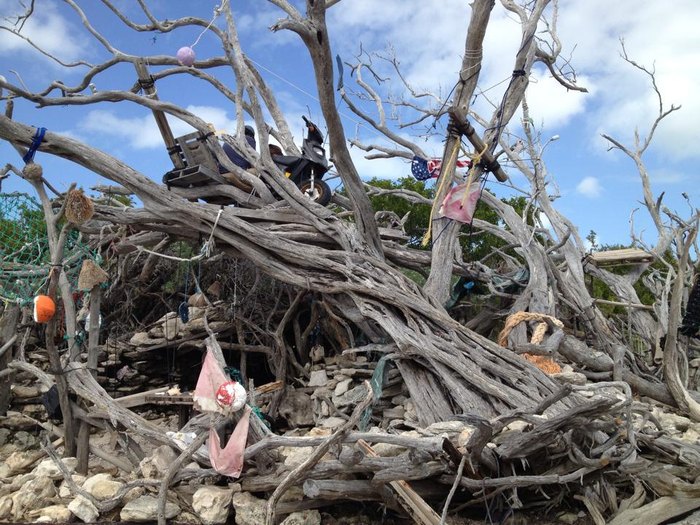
439,183,481,224
208,406,251,478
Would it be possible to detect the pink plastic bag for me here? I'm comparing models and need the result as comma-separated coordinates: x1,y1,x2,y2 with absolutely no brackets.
193,350,230,413
439,183,480,224
208,406,251,478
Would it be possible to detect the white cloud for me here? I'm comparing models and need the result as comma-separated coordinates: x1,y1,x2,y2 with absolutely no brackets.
524,69,592,129
555,0,700,160
349,149,409,182
79,110,163,149
0,1,86,64
77,106,240,150
576,176,602,198
326,0,700,164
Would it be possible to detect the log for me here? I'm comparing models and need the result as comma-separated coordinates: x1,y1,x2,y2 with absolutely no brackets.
303,479,381,501
357,440,442,525
607,496,700,525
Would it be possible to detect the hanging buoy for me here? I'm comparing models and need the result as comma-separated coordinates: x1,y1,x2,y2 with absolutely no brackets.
22,163,43,182
215,381,247,411
33,295,56,324
176,46,196,67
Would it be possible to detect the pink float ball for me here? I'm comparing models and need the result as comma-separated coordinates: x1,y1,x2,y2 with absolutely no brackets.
176,46,196,67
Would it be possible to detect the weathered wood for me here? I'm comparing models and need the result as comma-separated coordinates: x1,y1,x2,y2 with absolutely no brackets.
265,383,374,525
244,432,444,462
423,0,497,304
593,298,654,311
76,420,90,475
607,496,700,525
358,439,442,525
0,306,19,415
303,479,383,501
587,248,653,265
134,60,183,169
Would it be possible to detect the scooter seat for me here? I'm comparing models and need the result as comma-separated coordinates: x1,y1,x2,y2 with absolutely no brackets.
271,154,299,167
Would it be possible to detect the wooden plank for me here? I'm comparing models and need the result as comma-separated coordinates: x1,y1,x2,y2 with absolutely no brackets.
114,386,170,408
588,248,652,265
144,380,283,406
145,394,194,405
134,60,184,169
357,439,443,525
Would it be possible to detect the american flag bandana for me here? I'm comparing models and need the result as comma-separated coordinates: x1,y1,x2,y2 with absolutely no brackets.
412,156,472,181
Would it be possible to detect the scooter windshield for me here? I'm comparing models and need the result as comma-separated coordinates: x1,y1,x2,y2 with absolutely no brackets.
307,125,324,145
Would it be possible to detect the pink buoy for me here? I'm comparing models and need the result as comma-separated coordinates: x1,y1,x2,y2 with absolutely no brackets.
176,46,196,67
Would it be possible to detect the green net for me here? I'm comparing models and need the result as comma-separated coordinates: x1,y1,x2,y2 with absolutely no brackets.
0,192,98,305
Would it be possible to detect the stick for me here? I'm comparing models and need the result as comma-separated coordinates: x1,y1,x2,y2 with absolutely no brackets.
357,439,443,525
265,382,374,525
441,456,466,525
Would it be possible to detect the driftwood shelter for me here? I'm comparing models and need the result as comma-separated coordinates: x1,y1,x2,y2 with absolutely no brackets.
0,1,699,524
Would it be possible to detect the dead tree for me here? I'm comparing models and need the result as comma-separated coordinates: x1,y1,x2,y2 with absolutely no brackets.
0,0,585,428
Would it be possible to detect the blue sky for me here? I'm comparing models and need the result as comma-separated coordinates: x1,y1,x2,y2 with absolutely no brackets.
1,0,698,247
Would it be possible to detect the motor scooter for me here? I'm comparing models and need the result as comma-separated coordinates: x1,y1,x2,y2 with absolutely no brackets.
270,116,332,205
163,116,332,206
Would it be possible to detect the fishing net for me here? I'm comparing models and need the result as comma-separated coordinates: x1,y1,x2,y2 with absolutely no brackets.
0,192,98,305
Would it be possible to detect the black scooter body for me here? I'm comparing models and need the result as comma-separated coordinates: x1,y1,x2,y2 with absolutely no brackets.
272,116,329,185
267,116,332,205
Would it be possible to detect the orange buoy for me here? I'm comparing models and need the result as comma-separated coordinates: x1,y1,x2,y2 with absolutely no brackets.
33,295,56,323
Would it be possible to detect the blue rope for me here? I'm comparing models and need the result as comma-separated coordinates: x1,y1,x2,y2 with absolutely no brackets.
22,127,47,164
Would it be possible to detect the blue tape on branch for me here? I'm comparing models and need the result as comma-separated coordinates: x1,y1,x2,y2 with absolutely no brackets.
22,127,47,164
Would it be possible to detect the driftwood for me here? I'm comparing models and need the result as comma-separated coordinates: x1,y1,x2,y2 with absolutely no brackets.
0,2,698,524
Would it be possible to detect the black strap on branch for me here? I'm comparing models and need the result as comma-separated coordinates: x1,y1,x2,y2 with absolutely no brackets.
138,76,156,91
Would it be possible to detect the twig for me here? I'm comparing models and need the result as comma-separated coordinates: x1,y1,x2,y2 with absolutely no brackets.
441,455,466,524
264,381,375,525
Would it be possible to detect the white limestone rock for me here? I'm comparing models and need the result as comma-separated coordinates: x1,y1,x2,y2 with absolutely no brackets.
34,457,78,480
425,420,469,438
129,331,165,346
0,495,13,520
192,486,233,524
5,450,36,475
281,445,314,468
139,444,178,478
120,495,179,522
333,378,353,397
231,491,266,525
58,474,86,499
68,496,99,523
308,369,329,387
319,417,346,429
83,472,124,501
29,504,72,523
280,509,322,525
12,476,56,520
332,383,368,407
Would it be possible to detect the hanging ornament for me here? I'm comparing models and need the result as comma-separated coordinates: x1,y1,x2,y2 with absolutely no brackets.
65,189,95,225
215,381,247,411
178,301,189,323
22,163,43,182
33,295,56,324
176,46,196,67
